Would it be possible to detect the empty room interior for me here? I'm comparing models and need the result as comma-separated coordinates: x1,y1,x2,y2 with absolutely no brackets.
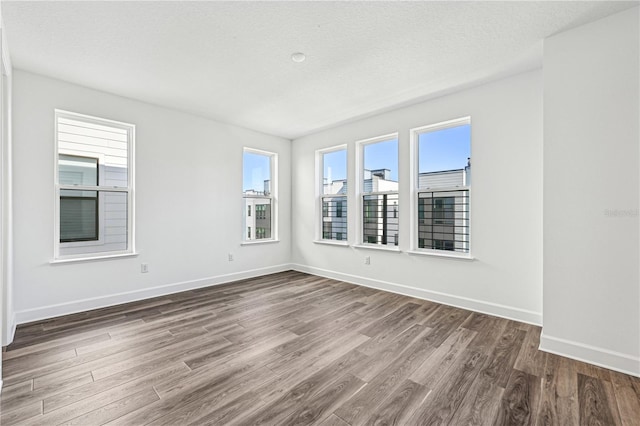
0,1,638,425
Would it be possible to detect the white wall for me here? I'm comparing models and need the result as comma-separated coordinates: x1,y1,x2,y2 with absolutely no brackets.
292,70,543,325
541,7,640,376
11,70,292,326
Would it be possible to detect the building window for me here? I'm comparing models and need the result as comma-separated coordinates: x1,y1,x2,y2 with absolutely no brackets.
243,148,276,241
412,117,470,254
318,146,347,241
358,134,398,247
55,111,134,259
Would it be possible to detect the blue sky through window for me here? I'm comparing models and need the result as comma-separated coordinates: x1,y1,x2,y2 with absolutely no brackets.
243,151,271,192
364,138,398,181
323,149,347,183
419,124,470,173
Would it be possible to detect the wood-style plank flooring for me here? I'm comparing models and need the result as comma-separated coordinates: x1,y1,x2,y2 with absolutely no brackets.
2,271,639,425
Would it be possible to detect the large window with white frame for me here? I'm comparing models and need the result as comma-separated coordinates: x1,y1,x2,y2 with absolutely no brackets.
358,134,399,247
243,148,277,242
318,146,347,242
411,117,471,254
55,110,135,259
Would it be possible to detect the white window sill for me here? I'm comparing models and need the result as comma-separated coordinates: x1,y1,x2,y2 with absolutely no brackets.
313,240,349,247
406,250,475,261
241,239,280,246
50,252,139,264
352,244,401,253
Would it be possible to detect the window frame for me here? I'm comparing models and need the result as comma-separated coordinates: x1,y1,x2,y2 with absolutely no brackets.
242,147,278,244
409,116,471,259
53,110,135,261
315,144,348,244
355,133,400,250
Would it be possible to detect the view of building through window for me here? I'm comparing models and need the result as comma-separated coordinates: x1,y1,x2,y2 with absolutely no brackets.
417,121,471,253
362,137,398,246
321,148,347,241
56,112,133,258
243,150,274,241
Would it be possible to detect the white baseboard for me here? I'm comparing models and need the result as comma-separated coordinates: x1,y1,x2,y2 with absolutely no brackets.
291,263,542,326
13,264,293,327
4,315,16,346
539,333,640,378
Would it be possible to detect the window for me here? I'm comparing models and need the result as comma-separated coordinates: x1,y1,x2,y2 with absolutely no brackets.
412,117,470,254
358,135,399,246
243,149,276,242
318,146,347,242
55,111,134,259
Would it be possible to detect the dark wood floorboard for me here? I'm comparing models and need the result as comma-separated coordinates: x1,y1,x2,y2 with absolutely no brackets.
1,270,638,425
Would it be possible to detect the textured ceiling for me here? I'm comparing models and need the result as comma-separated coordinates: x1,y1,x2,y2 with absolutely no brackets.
2,1,638,139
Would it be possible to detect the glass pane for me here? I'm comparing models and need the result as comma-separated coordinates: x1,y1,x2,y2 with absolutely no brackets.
244,198,272,240
362,193,398,246
59,190,128,256
60,190,98,242
323,149,347,195
243,151,271,195
363,138,398,193
417,189,469,253
58,117,129,187
418,124,470,189
322,196,347,241
59,155,98,186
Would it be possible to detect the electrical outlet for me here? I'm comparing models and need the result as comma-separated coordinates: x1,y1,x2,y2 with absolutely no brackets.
364,256,370,265
228,253,234,261
141,263,149,273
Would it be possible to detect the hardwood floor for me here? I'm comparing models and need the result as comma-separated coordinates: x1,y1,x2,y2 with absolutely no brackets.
1,271,639,425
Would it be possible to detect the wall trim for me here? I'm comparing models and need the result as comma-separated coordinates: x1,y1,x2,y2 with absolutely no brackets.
291,263,542,326
2,313,15,346
540,332,640,378
12,264,293,328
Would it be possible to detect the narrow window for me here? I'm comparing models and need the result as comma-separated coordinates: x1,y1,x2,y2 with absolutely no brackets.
318,146,347,241
413,118,470,254
359,135,398,246
55,111,134,259
243,149,276,242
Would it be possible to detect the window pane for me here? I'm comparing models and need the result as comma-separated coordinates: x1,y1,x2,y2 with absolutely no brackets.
417,189,469,253
322,196,347,241
243,152,271,195
362,193,399,246
323,149,347,195
58,117,129,187
59,190,128,256
59,155,98,186
60,190,98,242
244,198,272,240
418,124,470,189
363,138,398,193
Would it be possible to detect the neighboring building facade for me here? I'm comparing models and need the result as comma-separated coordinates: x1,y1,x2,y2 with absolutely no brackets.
322,179,347,241
417,161,470,252
243,179,272,241
321,163,470,253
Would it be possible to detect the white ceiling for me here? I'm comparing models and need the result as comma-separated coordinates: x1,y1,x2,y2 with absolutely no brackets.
2,1,638,139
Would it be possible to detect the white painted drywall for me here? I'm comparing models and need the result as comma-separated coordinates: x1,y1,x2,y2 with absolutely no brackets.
291,70,543,325
542,7,640,376
11,70,291,325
